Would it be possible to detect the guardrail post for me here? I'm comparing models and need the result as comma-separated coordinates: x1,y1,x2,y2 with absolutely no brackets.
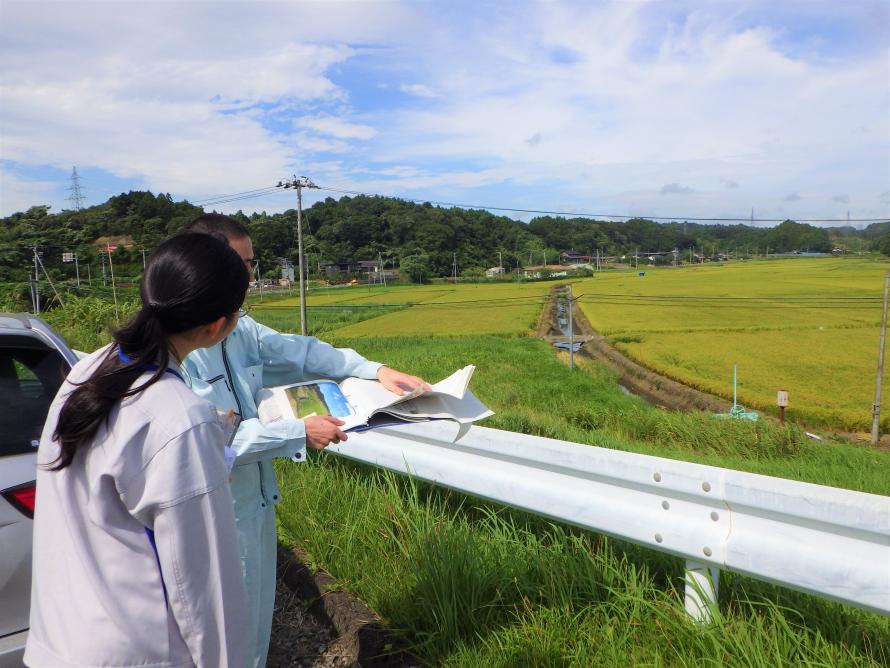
684,560,719,623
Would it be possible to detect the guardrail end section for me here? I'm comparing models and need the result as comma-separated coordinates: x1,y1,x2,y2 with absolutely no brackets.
684,559,720,624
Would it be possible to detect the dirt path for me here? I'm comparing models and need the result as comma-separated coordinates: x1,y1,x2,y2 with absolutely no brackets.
541,285,731,413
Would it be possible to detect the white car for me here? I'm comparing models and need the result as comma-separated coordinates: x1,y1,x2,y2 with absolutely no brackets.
0,314,77,667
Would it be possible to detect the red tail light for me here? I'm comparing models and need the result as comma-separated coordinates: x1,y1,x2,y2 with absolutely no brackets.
2,482,36,519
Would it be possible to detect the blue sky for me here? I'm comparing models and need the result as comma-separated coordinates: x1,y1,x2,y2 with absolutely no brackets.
1,0,888,226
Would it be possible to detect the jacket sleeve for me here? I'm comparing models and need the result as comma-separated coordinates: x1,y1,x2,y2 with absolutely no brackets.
229,416,306,467
125,421,249,668
250,318,383,387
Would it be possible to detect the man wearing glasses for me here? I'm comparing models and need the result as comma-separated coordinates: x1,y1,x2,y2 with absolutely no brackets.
181,213,427,668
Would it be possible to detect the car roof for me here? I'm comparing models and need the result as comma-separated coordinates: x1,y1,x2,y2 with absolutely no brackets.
0,312,79,366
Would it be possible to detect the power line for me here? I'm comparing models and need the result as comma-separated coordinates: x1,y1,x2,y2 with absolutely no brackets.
183,183,890,224
311,185,890,224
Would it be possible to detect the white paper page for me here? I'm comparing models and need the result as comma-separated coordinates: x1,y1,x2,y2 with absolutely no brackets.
339,376,423,417
429,365,476,399
379,390,493,423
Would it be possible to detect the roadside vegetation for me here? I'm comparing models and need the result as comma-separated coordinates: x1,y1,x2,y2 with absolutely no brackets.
17,268,890,665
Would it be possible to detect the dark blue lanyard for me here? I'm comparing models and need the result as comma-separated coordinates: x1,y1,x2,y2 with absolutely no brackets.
117,348,185,382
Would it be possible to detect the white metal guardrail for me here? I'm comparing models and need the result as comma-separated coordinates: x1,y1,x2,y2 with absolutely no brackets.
329,421,890,621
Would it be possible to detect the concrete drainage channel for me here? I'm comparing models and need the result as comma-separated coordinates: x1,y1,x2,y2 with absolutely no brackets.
269,546,424,668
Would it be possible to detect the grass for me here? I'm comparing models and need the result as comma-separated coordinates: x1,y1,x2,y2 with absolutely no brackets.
27,284,890,664
274,335,890,667
274,332,890,664
276,455,890,666
574,257,890,432
319,335,890,494
40,294,140,352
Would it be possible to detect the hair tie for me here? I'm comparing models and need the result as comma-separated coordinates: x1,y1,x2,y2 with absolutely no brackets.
144,301,162,316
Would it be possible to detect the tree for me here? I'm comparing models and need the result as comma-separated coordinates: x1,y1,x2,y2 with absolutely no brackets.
400,254,430,283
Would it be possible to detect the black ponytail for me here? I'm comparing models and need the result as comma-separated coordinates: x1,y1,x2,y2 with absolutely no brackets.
49,233,248,470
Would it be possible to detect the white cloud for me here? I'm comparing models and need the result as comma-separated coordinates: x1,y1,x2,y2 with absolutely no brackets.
1,1,887,223
0,168,59,217
400,83,438,98
661,183,695,195
296,116,376,140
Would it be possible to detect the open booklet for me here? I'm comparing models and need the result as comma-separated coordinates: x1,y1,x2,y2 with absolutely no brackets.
255,365,493,441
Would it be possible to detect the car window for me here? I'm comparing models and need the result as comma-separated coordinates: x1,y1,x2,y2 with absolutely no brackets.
0,343,68,457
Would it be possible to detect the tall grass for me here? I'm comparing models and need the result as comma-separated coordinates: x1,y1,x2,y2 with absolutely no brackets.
322,335,890,494
41,294,140,352
276,457,889,666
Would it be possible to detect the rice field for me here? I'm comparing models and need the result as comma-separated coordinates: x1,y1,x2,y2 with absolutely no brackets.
252,280,557,338
573,257,890,432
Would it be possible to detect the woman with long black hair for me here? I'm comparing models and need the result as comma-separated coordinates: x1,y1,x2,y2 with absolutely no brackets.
25,233,250,668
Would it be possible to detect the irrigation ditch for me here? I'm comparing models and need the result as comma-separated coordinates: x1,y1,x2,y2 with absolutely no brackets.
542,284,731,413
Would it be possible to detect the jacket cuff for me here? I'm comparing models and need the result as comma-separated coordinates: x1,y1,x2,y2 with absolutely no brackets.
355,361,384,380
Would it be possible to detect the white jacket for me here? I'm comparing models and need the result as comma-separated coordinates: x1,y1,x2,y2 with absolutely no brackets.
25,346,248,668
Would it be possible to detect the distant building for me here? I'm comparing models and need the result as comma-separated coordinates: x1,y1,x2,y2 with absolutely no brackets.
485,266,505,278
522,264,570,279
560,250,591,264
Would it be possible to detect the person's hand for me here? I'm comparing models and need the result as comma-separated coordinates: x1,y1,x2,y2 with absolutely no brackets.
304,415,348,450
377,366,431,395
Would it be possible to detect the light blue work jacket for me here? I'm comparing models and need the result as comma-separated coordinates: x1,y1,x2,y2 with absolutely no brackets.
182,315,382,517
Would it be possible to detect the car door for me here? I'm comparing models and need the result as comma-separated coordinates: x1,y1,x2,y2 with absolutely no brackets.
0,336,68,642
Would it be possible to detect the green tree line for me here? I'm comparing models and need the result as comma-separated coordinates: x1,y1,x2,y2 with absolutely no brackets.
1,191,880,291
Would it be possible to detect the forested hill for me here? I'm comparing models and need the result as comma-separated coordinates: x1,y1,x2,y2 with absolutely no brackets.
0,190,879,284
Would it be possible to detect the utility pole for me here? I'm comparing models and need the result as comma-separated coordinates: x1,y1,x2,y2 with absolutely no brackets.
36,251,64,309
100,252,107,287
277,176,318,336
498,251,503,274
31,246,40,314
140,249,148,269
106,244,119,322
379,251,387,287
452,252,457,283
568,285,575,370
257,259,263,302
872,274,890,445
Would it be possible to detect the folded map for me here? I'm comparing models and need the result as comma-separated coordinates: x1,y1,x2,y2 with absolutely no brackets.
255,365,493,440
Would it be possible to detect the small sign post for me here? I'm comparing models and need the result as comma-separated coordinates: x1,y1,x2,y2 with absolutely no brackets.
777,390,789,424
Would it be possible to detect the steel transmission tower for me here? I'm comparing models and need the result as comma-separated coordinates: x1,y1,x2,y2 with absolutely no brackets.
67,166,85,211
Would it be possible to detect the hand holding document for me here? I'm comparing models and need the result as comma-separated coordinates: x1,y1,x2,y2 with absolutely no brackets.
255,365,493,442
214,408,240,474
